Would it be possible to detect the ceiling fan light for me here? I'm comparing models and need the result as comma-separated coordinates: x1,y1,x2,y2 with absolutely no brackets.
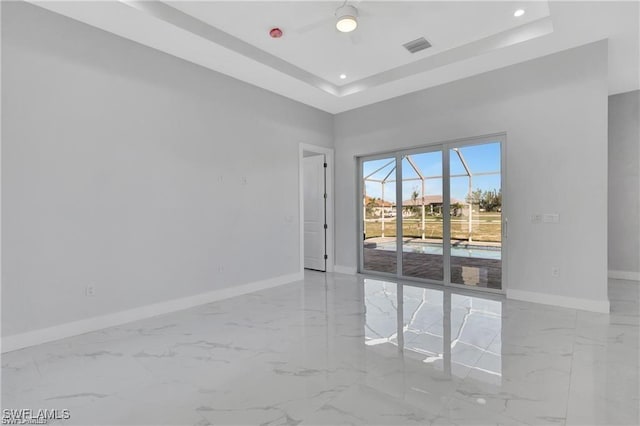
336,16,357,32
336,5,358,33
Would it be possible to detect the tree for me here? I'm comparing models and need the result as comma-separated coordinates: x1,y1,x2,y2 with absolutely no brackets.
451,202,463,217
409,189,420,215
466,189,483,205
467,188,502,212
365,197,379,218
480,189,502,212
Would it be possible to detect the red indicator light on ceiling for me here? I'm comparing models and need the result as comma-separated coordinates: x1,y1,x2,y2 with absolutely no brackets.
269,28,283,38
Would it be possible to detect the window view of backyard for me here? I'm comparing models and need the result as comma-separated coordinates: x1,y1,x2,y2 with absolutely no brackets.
362,141,502,289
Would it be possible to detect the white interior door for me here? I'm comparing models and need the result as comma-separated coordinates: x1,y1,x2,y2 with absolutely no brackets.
304,155,326,271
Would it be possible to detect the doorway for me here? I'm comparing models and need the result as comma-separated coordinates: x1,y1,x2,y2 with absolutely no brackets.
359,135,505,293
303,153,326,271
299,144,334,273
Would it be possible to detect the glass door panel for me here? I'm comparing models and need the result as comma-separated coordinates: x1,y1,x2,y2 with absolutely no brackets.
401,152,444,281
449,142,502,289
362,157,397,274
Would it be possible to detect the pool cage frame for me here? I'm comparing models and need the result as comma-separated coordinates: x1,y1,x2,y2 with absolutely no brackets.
363,149,500,243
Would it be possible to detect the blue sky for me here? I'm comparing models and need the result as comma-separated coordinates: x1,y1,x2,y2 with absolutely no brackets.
363,142,501,202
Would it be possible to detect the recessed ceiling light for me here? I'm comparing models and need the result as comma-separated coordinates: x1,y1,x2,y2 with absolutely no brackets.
340,74,347,80
514,9,525,17
336,5,358,33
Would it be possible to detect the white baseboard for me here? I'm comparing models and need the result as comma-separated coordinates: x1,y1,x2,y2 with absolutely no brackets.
507,289,610,313
334,265,357,275
2,272,303,354
608,270,640,281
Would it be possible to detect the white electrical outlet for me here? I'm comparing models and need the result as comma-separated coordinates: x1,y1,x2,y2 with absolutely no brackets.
551,267,560,277
241,176,248,185
85,284,96,297
218,265,224,273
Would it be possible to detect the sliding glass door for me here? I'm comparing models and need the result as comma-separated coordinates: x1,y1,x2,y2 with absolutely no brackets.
362,156,398,275
449,142,503,289
359,136,505,292
401,150,444,281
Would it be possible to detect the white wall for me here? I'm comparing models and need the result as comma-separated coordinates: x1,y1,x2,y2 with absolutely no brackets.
1,2,617,342
334,41,609,310
608,90,640,279
1,2,333,337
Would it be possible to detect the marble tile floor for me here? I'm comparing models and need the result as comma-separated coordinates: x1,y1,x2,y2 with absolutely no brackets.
2,272,639,425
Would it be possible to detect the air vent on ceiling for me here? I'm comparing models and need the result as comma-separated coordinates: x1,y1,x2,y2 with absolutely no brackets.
403,37,432,54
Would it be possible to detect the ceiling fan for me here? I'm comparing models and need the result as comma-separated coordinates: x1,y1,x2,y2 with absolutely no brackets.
335,2,359,33
292,1,367,44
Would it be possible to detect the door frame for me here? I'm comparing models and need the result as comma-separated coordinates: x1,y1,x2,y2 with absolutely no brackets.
357,133,507,295
299,143,334,274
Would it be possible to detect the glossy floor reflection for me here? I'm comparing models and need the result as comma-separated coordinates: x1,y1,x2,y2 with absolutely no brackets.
2,272,639,425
